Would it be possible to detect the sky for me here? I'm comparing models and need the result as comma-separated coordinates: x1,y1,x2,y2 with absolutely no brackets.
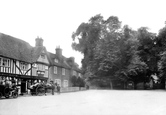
0,0,166,67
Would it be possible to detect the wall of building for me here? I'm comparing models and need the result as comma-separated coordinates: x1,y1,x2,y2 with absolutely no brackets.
0,57,31,75
32,63,48,78
49,66,71,87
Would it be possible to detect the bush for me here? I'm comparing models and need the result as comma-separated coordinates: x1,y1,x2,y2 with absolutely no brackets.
70,76,85,87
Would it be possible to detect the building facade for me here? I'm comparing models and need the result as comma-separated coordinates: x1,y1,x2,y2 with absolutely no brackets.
48,48,82,88
0,33,82,94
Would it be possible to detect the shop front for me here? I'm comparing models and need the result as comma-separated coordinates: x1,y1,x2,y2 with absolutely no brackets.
0,72,48,94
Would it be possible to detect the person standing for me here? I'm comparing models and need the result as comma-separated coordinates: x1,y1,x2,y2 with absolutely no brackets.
43,81,48,96
57,84,61,94
50,81,55,95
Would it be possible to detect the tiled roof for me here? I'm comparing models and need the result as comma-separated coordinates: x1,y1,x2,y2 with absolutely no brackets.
48,52,70,69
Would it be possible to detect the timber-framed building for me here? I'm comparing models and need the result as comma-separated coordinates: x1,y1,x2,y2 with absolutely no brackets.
0,33,82,94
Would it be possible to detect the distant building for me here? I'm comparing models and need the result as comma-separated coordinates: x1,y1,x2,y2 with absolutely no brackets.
0,33,82,94
48,50,82,87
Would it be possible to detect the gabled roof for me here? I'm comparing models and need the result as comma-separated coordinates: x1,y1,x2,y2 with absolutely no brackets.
47,52,62,67
47,52,70,69
0,33,49,64
0,33,33,63
0,32,82,72
31,46,48,63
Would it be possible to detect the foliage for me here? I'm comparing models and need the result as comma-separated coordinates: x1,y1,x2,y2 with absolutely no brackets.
70,75,77,86
137,27,159,74
72,14,103,74
72,14,161,85
158,26,166,79
70,76,85,87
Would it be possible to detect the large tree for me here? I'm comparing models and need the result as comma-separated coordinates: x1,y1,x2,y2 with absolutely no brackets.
72,14,103,75
72,14,147,84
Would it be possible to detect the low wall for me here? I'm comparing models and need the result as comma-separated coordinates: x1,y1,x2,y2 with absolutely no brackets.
60,87,86,93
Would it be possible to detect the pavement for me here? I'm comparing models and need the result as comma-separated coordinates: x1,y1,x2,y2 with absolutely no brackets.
1,90,166,115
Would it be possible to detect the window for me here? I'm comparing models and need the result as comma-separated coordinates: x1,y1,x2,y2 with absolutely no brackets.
63,80,68,87
54,58,58,63
62,68,65,75
37,64,45,71
54,66,57,74
20,62,28,70
45,66,48,70
73,71,77,76
0,58,10,67
41,54,45,59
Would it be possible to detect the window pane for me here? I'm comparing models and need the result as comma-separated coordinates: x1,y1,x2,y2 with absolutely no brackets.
45,66,48,70
62,68,65,75
42,65,45,71
3,59,7,66
54,66,57,74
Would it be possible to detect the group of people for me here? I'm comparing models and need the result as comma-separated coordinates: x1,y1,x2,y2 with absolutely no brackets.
0,80,18,97
29,80,61,95
50,81,61,95
0,80,17,89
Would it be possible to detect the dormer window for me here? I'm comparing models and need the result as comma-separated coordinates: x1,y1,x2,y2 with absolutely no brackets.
54,58,58,63
41,54,45,59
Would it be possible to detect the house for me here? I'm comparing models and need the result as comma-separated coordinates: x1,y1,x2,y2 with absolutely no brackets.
48,47,70,87
0,32,82,94
48,48,82,88
0,33,49,94
31,38,50,81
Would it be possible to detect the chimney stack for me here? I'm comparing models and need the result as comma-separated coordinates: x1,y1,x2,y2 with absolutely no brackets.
56,46,62,58
70,57,75,63
35,37,43,47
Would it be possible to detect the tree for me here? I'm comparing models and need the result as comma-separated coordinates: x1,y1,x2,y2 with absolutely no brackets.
70,75,85,87
70,75,77,87
158,26,166,85
72,14,149,88
137,27,158,74
72,14,103,75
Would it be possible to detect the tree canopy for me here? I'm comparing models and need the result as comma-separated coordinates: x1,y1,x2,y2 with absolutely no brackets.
72,14,166,86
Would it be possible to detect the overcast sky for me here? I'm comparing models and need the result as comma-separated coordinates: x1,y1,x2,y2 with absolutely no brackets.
0,0,166,67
